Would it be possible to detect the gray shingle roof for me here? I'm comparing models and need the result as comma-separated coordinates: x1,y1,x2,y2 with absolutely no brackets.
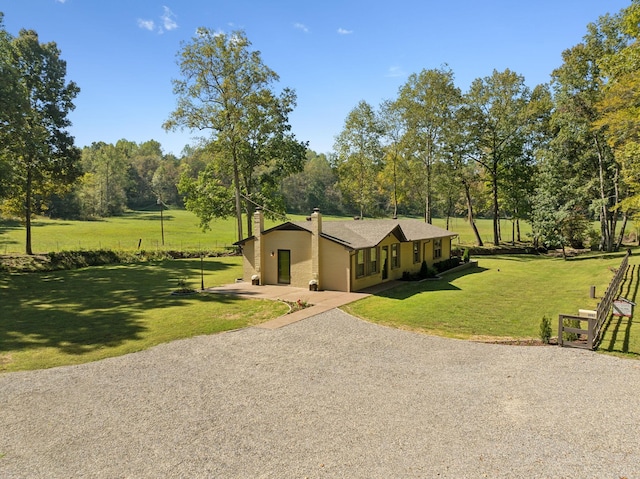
291,218,457,250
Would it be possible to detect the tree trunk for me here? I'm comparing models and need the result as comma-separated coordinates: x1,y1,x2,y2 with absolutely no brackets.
492,168,500,246
463,179,483,247
392,152,398,219
25,168,33,255
594,135,612,251
511,220,515,246
616,213,628,252
424,152,432,224
516,219,521,242
232,147,244,243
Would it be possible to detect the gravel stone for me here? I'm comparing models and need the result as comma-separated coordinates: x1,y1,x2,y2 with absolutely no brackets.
1,309,639,478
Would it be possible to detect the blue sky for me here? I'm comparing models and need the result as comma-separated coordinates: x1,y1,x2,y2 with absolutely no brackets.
1,0,632,156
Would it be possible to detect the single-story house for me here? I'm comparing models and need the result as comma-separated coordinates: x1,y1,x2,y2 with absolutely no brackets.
236,208,458,292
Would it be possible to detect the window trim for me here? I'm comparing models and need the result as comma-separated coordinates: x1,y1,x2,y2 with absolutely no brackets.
368,246,378,275
434,238,442,259
391,243,400,269
356,249,366,278
413,241,421,264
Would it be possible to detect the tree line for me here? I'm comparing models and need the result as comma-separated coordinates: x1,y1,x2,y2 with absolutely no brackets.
311,1,640,254
2,3,640,255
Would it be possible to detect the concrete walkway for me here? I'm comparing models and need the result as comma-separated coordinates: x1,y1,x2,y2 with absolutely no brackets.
206,281,401,329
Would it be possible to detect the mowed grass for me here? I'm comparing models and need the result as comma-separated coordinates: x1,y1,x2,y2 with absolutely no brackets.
0,209,246,254
0,209,538,254
344,253,640,352
0,256,289,373
1,208,637,254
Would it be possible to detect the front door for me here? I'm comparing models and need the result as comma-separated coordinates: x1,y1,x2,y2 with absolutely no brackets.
382,246,389,280
277,249,291,284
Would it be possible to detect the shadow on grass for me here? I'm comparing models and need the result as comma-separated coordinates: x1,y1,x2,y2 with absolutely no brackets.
0,259,238,357
599,263,640,357
373,265,489,301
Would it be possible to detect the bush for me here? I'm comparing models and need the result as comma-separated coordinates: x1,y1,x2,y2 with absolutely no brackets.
433,257,461,273
419,260,429,279
462,248,470,263
562,318,582,342
539,315,552,344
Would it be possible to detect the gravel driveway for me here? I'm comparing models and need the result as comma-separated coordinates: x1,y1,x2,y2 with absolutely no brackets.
1,309,639,478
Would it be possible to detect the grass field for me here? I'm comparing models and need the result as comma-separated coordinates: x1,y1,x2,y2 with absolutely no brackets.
2,209,638,372
0,208,543,254
0,256,289,373
343,252,640,357
2,207,636,254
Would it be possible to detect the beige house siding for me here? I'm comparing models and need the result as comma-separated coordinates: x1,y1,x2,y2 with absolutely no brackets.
262,230,311,288
319,238,350,292
240,209,457,292
351,233,404,291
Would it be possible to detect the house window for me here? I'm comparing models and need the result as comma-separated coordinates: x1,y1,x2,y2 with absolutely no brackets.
413,241,421,263
368,247,378,274
391,243,400,269
356,250,365,278
434,239,442,259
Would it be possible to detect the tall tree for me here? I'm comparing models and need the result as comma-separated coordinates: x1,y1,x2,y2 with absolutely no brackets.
444,108,485,246
394,67,461,223
0,14,24,201
595,1,640,230
551,11,628,251
334,100,384,219
79,142,129,217
1,27,80,254
281,150,342,215
378,99,405,218
463,69,533,246
164,29,305,241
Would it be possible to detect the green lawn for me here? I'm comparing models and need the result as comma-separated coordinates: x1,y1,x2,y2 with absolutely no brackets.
0,256,289,373
344,253,640,354
0,209,243,254
0,209,537,254
2,209,637,255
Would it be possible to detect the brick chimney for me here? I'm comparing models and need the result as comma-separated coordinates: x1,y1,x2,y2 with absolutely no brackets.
311,208,322,288
253,208,264,284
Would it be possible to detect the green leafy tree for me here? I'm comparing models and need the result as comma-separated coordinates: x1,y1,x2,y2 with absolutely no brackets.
124,139,163,209
595,1,640,240
550,12,628,251
1,27,80,254
334,100,384,219
501,84,553,243
0,14,25,201
463,69,534,246
378,99,406,218
79,142,129,217
164,29,305,241
394,67,461,223
442,110,485,246
282,151,342,214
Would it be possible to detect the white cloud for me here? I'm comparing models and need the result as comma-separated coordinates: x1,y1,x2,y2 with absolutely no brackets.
386,66,406,78
137,19,155,31
55,0,67,4
337,28,353,35
161,6,178,32
138,6,178,34
294,23,309,33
